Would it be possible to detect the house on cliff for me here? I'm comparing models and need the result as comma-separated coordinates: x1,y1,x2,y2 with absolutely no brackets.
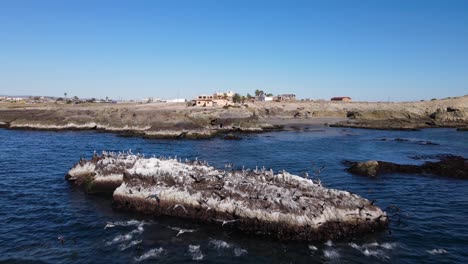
256,92,274,102
275,94,296,101
194,91,234,107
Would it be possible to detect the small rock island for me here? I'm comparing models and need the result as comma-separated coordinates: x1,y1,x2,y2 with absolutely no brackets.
67,152,388,241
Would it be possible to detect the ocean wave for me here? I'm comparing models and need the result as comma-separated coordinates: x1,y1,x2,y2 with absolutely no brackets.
234,247,248,257
323,249,340,260
134,247,165,262
104,219,146,229
208,239,247,257
209,239,232,250
106,229,143,246
118,239,142,251
188,245,204,261
427,249,447,255
348,242,396,259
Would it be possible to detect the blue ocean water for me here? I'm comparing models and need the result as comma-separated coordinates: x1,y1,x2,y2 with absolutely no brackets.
0,127,467,263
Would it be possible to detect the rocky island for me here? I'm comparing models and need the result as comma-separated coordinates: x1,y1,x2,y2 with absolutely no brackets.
345,155,468,179
67,152,388,241
0,95,467,138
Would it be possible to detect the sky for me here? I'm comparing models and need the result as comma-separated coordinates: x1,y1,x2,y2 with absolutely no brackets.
0,0,467,101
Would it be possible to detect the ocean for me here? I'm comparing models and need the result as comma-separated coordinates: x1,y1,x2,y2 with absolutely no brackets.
0,127,467,263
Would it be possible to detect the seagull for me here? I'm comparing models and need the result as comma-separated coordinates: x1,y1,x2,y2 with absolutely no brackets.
213,219,239,226
173,204,188,214
170,227,196,237
104,222,116,229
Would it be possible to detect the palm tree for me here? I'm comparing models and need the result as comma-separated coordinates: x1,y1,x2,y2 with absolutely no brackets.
254,90,264,96
64,92,67,98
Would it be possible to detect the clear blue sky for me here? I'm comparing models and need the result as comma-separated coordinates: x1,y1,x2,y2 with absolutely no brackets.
1,0,467,101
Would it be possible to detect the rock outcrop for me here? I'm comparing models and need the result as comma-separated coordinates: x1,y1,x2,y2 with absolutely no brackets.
66,152,139,193
332,102,468,130
67,152,388,241
345,155,467,179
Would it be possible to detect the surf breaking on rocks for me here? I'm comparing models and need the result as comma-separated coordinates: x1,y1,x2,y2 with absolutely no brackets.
66,151,388,241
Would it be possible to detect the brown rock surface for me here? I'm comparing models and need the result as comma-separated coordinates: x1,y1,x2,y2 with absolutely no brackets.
66,152,388,241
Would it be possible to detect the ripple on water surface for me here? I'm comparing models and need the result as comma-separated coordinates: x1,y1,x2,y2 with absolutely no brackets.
0,128,467,263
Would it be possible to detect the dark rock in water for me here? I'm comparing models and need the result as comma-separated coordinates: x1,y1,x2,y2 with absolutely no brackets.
408,154,451,160
0,122,9,128
223,133,241,140
379,138,439,146
416,141,439,146
394,138,410,142
346,161,381,177
345,155,467,179
67,152,388,241
457,127,468,131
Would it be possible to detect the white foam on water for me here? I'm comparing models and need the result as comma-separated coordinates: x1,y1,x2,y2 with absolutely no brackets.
349,242,360,250
380,242,398,250
106,219,142,228
362,248,386,258
234,247,248,257
363,242,379,248
106,233,134,246
188,245,204,261
106,229,144,246
137,222,145,232
119,239,142,251
325,240,333,247
323,249,340,260
134,247,165,262
348,242,393,259
309,245,318,252
209,239,232,250
427,249,447,255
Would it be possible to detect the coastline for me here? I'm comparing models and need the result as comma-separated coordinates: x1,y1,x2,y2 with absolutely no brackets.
0,96,466,138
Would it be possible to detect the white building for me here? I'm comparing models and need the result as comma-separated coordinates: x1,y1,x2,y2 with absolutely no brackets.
257,93,274,102
165,98,186,103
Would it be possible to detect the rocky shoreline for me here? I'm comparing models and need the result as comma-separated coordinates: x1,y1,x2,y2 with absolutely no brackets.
66,152,388,241
1,96,467,138
331,106,468,131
